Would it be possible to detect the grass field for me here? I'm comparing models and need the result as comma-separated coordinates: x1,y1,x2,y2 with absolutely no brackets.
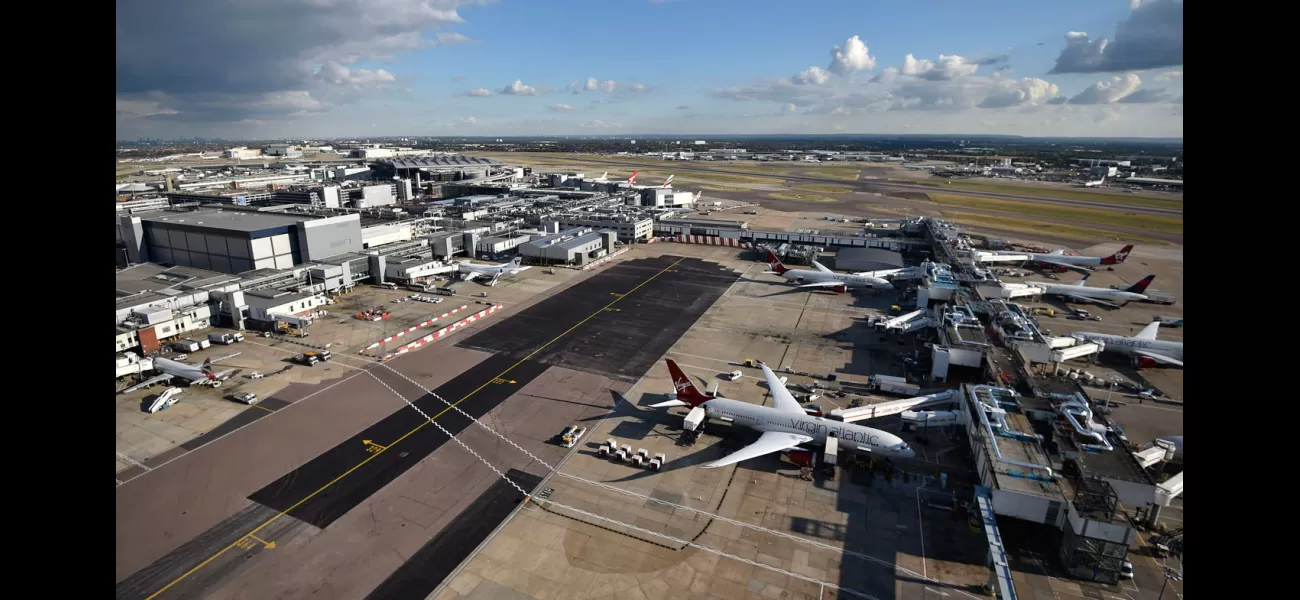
939,211,1170,244
791,184,853,194
916,179,1182,211
924,193,1183,235
794,167,861,180
769,193,837,203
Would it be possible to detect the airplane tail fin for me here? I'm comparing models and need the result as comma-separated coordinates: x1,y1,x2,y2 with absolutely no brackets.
511,256,522,267
626,170,638,184
666,359,709,407
201,358,216,379
1125,274,1155,294
764,249,789,275
1101,245,1134,265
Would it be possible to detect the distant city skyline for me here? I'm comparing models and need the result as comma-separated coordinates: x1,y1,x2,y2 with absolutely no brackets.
116,0,1183,140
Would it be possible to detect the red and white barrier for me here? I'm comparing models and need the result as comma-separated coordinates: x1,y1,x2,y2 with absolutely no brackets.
379,304,503,360
671,235,753,248
360,305,468,353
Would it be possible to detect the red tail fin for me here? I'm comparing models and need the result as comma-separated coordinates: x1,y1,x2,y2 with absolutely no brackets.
1101,245,1134,265
765,250,789,274
1125,274,1155,294
201,358,215,379
666,359,709,407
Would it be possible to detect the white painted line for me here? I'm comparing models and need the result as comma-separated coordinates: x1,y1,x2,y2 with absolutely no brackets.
243,339,368,371
116,451,151,472
916,486,927,578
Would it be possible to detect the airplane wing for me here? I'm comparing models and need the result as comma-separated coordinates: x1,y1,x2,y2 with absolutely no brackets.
797,281,848,289
1063,294,1119,309
462,271,481,283
702,431,813,469
810,260,834,274
121,373,174,394
1134,321,1161,341
759,363,807,414
1132,350,1183,367
207,352,242,364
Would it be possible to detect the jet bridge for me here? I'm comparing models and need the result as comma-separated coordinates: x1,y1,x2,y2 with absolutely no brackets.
975,486,1020,600
879,309,925,332
1134,439,1178,469
1051,341,1105,362
830,390,956,423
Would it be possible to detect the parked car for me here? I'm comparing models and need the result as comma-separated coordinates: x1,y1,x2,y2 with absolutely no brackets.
232,393,259,405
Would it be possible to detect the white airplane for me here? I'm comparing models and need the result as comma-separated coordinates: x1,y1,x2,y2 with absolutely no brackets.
764,250,896,293
980,244,1133,273
662,174,674,188
1071,321,1183,367
591,171,609,182
458,256,530,285
650,359,914,468
121,354,242,394
1084,175,1107,188
1032,273,1154,309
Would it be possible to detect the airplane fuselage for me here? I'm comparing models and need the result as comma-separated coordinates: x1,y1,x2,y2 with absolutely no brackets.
1072,332,1183,362
1034,283,1147,303
781,270,890,289
701,398,912,456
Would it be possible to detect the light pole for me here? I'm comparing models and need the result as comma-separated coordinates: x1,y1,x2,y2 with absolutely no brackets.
1157,565,1182,600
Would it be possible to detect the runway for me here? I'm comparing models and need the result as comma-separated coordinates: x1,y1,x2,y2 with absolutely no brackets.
559,157,1183,217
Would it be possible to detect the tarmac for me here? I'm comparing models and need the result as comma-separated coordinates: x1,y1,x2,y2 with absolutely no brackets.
115,251,743,600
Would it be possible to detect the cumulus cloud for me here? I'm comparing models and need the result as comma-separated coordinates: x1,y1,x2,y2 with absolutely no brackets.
116,0,487,132
501,79,539,96
791,66,831,85
548,103,573,111
1118,87,1173,103
467,88,492,97
1068,73,1142,104
901,54,980,80
626,83,648,93
1156,70,1182,81
972,52,1011,66
978,78,1060,108
1049,0,1183,73
828,35,877,75
568,77,618,94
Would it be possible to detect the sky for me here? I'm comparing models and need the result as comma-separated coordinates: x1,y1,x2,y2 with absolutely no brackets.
115,0,1183,140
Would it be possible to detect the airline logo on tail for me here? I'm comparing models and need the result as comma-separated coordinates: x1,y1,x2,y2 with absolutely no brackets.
626,171,638,185
1125,274,1156,294
201,358,216,380
1100,245,1134,265
662,175,674,188
510,256,523,268
764,249,789,275
666,359,711,407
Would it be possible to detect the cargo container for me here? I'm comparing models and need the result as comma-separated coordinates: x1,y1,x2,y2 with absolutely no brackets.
867,374,920,397
171,339,202,353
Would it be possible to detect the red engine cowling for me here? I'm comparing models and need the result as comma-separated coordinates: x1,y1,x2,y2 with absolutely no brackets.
785,449,815,468
1134,356,1158,369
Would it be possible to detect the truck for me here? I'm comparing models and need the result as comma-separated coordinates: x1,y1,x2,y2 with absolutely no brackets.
558,425,587,448
867,374,921,397
1143,290,1176,305
294,350,331,366
208,332,245,345
171,339,202,353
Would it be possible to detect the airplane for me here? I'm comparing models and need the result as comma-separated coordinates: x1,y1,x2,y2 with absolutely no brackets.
662,174,674,188
1083,175,1107,188
1070,321,1183,367
458,256,530,285
591,171,610,182
980,244,1133,273
650,359,914,468
625,171,639,185
121,354,242,394
1031,273,1154,309
764,250,896,293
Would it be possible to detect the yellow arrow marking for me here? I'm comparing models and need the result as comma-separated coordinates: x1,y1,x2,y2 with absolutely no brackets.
247,534,276,549
490,378,517,385
609,292,624,298
362,440,387,453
